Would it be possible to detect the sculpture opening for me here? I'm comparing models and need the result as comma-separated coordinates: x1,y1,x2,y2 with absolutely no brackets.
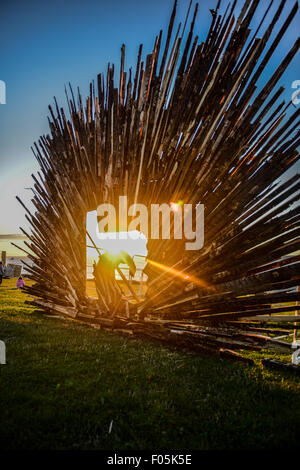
86,210,148,303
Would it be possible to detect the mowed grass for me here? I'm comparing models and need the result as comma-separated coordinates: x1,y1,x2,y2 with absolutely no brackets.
0,279,299,450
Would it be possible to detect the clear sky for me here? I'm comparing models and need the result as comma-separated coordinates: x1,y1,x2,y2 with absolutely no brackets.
0,0,299,247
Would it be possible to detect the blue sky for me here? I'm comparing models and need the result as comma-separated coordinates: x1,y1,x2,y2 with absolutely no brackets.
0,0,299,238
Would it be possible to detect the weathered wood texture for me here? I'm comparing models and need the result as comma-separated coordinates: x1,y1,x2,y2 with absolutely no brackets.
16,0,300,355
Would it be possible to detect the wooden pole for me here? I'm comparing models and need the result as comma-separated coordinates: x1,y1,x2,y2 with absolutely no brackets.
293,285,300,346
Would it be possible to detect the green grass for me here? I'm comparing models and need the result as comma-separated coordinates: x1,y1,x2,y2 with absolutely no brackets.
0,279,299,450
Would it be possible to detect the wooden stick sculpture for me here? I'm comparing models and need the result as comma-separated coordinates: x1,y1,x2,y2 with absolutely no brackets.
15,0,300,357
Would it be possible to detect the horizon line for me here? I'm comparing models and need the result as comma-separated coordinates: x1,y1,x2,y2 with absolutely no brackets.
0,234,28,240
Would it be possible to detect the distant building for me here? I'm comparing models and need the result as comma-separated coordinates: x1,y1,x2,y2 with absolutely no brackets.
4,264,22,278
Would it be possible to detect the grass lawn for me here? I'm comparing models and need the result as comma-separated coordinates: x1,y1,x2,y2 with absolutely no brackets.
0,278,299,450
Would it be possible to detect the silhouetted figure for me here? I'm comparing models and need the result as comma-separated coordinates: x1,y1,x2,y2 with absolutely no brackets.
17,276,25,289
93,250,136,311
0,262,3,285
